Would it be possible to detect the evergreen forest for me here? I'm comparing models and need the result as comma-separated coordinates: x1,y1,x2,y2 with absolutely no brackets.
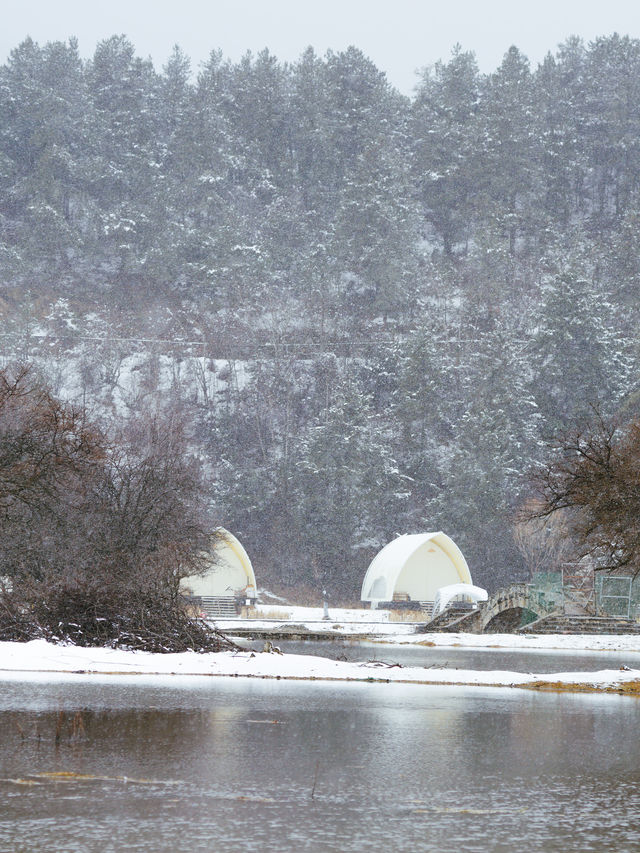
2,33,640,597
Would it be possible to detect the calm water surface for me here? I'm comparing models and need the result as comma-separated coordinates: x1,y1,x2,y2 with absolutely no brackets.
1,672,640,852
270,639,640,673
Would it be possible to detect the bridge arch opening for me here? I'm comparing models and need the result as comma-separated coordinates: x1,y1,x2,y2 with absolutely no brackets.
484,607,539,633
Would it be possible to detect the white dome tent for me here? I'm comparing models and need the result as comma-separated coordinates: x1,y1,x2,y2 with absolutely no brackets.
361,533,472,614
181,528,257,618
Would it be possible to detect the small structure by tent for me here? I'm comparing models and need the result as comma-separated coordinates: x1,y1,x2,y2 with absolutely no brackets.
181,528,257,618
360,532,472,614
432,583,488,618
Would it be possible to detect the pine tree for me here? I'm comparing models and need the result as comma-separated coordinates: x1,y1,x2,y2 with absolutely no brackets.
582,35,640,230
289,381,409,596
0,38,87,277
86,36,162,287
480,46,542,257
535,38,589,226
411,45,482,254
530,268,632,431
423,324,541,589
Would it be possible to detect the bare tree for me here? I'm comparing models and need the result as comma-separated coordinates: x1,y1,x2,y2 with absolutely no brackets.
523,411,640,577
513,500,574,578
0,364,103,517
0,364,233,651
0,364,104,583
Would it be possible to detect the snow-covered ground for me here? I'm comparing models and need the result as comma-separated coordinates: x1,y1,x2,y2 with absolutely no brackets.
218,602,422,636
1,637,640,695
250,603,394,622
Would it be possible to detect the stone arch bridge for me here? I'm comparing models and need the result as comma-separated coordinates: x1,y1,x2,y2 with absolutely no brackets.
436,582,563,633
480,582,562,631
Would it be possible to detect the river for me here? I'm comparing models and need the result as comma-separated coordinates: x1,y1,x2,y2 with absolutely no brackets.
2,664,640,852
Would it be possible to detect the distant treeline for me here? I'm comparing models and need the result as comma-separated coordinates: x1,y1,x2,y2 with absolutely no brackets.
1,34,640,594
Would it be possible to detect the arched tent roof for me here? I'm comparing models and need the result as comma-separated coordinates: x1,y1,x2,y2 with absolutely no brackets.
361,533,471,605
432,583,488,617
181,528,257,599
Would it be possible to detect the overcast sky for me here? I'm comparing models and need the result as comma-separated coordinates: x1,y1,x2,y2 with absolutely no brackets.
3,0,640,95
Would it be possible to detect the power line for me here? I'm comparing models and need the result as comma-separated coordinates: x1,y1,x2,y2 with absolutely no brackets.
0,330,529,353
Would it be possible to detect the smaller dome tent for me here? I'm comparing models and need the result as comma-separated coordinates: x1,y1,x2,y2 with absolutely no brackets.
432,583,488,618
181,529,257,612
361,533,471,609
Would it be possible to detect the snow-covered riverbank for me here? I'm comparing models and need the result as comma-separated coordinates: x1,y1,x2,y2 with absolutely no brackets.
213,603,640,652
1,638,640,695
216,619,640,651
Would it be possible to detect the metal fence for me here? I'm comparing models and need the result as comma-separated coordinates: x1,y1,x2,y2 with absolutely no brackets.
526,570,640,621
595,575,635,618
528,572,565,615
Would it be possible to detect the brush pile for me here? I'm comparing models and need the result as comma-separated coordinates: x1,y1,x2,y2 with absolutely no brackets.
0,588,238,653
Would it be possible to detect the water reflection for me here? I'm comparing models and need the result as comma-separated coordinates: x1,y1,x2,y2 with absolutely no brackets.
1,677,640,851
